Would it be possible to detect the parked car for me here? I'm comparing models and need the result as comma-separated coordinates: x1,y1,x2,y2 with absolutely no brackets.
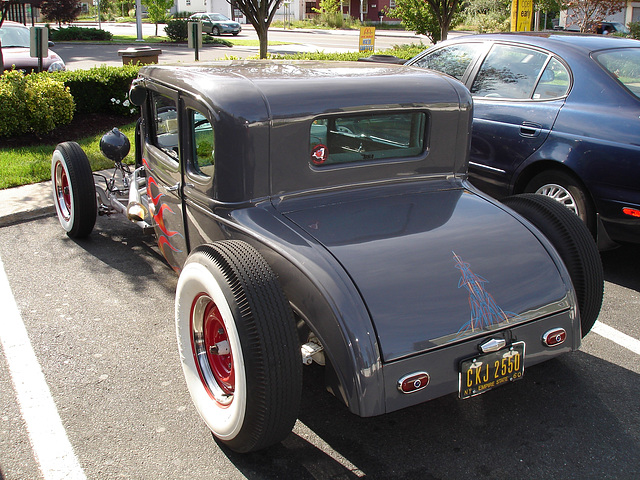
51,61,602,453
596,22,630,35
0,20,66,73
562,21,630,35
406,33,640,248
188,13,241,36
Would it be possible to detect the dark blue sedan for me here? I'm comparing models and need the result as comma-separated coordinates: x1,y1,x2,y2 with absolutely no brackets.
407,33,640,247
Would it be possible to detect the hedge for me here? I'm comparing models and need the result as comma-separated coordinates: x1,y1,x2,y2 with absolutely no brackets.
49,26,113,42
53,64,141,116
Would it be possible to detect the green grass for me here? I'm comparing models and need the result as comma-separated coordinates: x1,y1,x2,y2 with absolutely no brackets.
111,35,167,44
0,122,137,190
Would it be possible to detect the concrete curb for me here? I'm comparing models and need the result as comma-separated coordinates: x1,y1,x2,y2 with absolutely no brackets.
0,180,56,228
0,169,117,229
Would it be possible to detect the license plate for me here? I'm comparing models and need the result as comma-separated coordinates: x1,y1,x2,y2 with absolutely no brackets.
459,342,525,399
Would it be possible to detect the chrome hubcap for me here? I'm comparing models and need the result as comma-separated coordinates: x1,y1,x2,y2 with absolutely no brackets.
535,183,579,216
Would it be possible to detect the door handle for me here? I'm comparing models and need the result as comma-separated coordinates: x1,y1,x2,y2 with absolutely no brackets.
520,123,542,137
166,183,180,192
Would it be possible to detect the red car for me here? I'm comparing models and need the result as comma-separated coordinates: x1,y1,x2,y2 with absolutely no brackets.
0,21,66,73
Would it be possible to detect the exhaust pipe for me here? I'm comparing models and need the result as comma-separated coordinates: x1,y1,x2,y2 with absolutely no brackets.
126,166,148,223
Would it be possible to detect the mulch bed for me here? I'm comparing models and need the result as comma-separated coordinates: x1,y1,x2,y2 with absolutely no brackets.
2,113,136,148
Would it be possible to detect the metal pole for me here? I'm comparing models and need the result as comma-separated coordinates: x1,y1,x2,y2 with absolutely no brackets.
193,22,199,61
135,0,143,41
36,28,42,73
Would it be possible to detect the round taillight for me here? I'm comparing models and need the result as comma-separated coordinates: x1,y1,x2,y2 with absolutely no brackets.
397,372,430,394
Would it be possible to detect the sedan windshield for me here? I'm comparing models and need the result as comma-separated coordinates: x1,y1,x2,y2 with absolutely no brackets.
0,25,30,48
594,48,640,99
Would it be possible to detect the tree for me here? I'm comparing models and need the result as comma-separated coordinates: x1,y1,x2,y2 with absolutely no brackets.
40,0,82,26
562,0,626,32
227,0,281,58
425,0,462,41
389,0,443,43
389,0,462,43
142,0,174,36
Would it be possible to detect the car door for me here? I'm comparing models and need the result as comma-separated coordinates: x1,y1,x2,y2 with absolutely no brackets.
143,87,190,271
467,44,570,197
201,14,213,33
180,97,226,250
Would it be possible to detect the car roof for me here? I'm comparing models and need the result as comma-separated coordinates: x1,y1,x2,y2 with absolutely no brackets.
442,32,640,54
139,60,470,121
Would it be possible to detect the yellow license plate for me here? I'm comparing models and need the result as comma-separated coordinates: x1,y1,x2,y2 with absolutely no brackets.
459,342,525,399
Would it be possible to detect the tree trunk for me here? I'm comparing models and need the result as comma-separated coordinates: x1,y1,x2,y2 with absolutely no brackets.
257,24,268,59
440,26,448,42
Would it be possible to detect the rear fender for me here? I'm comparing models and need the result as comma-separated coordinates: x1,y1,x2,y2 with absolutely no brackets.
227,205,386,417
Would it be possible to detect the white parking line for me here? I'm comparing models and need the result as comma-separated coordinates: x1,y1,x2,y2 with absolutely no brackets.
0,255,86,480
592,320,640,355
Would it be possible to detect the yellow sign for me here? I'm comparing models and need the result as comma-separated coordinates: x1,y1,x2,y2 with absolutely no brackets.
359,27,375,52
510,0,533,32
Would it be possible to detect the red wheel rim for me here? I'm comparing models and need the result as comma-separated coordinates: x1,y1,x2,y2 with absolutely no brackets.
190,294,235,404
203,301,235,395
54,160,71,221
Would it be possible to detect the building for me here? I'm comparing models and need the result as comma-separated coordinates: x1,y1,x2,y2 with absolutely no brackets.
560,1,640,30
173,0,397,23
0,0,42,25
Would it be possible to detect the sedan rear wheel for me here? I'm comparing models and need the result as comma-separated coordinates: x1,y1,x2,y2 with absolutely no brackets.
525,171,595,235
175,241,302,453
211,26,220,36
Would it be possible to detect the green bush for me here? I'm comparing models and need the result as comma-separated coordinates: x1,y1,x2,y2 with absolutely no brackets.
0,70,74,137
629,21,640,40
54,64,141,115
50,26,113,41
173,11,193,19
203,36,233,47
165,19,188,42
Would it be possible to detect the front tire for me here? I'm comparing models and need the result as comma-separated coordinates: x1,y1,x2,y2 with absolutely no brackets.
502,194,603,337
175,241,302,453
51,142,97,238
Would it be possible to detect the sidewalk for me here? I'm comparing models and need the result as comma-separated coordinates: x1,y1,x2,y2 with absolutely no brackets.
0,169,117,228
0,179,55,228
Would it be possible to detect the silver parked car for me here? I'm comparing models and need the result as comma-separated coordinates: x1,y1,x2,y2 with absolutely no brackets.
188,12,241,36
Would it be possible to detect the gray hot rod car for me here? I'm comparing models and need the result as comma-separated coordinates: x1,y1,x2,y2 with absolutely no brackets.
51,61,603,453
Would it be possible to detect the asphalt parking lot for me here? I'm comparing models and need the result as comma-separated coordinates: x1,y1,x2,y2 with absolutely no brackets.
0,211,639,479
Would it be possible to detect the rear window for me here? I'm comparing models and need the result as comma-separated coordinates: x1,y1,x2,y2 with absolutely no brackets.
309,112,426,167
593,48,640,99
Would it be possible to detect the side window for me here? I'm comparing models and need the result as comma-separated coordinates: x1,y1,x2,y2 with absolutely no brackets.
533,57,571,99
413,44,484,81
189,109,215,178
471,45,548,99
151,91,179,159
310,112,426,167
